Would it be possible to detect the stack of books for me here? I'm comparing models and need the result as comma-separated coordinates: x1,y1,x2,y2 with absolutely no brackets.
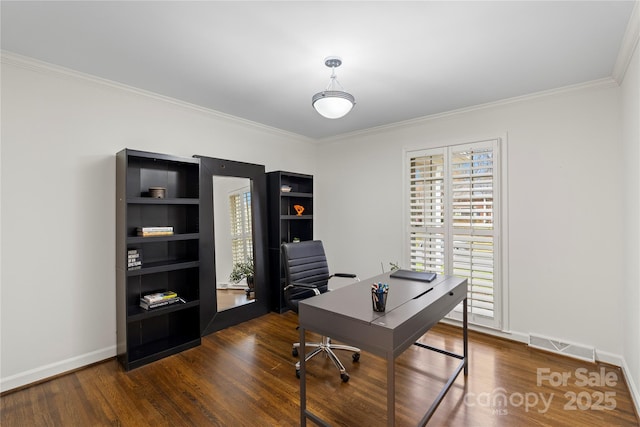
127,249,142,270
137,226,173,237
140,290,182,310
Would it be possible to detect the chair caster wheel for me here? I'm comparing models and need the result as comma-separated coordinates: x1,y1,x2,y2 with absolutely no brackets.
296,369,300,379
352,353,360,362
340,373,350,382
292,348,298,357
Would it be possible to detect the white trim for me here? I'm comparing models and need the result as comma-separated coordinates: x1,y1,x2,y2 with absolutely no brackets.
0,345,116,393
613,1,640,84
0,50,314,142
499,134,510,333
621,356,640,418
319,78,618,143
596,349,629,370
440,317,529,344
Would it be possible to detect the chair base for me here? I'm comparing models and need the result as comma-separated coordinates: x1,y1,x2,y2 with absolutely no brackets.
293,336,360,382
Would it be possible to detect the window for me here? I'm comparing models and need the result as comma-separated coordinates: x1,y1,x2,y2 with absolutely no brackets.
229,189,253,265
406,138,503,329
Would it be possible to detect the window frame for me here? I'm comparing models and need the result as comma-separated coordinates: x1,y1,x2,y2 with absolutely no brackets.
229,187,253,266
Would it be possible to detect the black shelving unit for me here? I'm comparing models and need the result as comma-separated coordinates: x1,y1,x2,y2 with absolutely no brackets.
266,171,313,312
116,149,201,370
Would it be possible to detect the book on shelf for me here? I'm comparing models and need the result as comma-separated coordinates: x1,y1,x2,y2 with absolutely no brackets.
127,248,142,270
137,226,174,237
142,290,178,304
138,226,173,232
139,296,183,310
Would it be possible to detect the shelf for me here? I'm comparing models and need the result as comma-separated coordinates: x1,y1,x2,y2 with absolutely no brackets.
281,215,313,220
126,336,201,370
127,197,199,205
280,192,313,198
124,148,200,165
267,170,313,313
127,299,200,322
126,260,199,276
117,148,201,370
127,233,200,244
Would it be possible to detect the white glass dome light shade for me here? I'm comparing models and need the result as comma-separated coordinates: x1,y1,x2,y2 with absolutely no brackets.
312,90,355,119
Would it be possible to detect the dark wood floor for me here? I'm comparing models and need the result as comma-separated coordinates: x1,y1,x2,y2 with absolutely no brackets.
1,311,638,426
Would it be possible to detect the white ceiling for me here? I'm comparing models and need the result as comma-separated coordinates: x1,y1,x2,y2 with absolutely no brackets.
1,1,635,140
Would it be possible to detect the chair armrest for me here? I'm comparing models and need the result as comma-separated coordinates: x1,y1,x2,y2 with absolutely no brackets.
284,282,321,296
332,273,357,278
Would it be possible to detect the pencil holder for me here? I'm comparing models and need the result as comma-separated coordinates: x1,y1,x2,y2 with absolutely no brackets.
371,289,388,312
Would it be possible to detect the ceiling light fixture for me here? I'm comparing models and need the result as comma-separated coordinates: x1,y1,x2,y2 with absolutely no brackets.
312,56,355,119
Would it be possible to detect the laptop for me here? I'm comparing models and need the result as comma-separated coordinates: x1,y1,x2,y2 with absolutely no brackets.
390,269,437,283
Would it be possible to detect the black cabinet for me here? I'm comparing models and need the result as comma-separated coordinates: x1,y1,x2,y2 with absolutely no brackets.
266,171,313,312
116,149,201,370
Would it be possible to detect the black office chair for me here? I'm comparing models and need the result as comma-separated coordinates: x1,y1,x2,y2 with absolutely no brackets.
281,240,361,382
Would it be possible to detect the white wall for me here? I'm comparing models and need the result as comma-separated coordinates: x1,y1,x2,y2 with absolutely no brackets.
621,26,640,411
316,81,626,362
0,55,315,391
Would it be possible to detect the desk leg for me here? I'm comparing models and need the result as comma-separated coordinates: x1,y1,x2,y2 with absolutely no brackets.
387,353,395,426
463,297,468,376
300,326,306,426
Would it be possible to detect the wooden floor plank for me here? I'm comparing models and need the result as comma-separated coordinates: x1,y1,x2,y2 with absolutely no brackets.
1,312,638,426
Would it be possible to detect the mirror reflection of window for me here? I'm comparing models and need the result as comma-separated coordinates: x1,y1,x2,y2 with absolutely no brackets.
229,189,252,266
213,176,256,311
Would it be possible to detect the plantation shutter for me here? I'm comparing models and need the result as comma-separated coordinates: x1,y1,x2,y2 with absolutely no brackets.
407,139,501,329
229,190,253,265
409,150,446,275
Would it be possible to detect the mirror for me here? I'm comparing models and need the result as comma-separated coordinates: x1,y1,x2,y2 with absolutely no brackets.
213,176,256,311
197,155,268,336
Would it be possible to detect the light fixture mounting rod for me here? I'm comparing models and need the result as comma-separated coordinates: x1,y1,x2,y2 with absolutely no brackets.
324,56,342,68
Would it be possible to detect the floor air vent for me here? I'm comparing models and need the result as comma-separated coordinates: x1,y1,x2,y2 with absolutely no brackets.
528,334,595,362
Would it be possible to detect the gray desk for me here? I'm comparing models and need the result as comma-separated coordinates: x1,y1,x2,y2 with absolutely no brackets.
298,272,468,426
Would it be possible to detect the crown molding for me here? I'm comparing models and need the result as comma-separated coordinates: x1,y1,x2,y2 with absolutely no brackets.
2,49,626,146
318,77,619,143
0,50,314,143
613,1,640,84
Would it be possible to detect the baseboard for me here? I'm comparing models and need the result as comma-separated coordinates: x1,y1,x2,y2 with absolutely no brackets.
440,317,530,344
226,284,248,290
621,357,640,419
595,348,626,367
0,345,116,393
596,350,640,416
217,282,247,290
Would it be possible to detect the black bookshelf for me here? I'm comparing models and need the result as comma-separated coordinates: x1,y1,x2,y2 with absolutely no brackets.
116,149,201,370
266,171,313,312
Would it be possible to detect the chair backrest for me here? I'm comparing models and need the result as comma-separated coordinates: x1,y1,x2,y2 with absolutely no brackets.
281,240,330,312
